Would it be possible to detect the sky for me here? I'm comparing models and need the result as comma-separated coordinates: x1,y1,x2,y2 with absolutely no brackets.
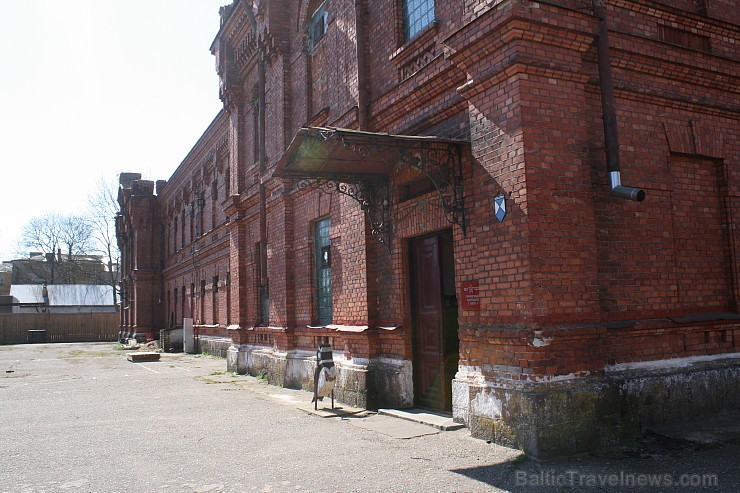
0,0,229,260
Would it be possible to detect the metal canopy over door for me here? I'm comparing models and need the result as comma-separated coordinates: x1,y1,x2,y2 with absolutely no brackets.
410,230,459,411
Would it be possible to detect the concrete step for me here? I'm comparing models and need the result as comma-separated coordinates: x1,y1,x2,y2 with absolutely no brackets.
127,352,161,363
378,408,465,431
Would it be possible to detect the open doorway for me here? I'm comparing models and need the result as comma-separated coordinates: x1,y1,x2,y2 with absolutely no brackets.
409,229,459,411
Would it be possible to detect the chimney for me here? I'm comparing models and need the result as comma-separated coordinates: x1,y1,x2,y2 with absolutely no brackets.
156,180,168,195
119,173,142,189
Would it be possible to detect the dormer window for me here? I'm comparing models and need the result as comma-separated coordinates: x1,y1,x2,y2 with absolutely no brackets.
308,2,328,51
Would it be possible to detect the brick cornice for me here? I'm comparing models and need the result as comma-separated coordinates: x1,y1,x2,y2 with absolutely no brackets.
443,3,593,72
456,53,591,101
370,59,466,130
608,35,740,96
612,0,739,37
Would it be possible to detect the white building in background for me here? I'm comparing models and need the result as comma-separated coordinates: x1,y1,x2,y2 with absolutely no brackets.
9,284,117,313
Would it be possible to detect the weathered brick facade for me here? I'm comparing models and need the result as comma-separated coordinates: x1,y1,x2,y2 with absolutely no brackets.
117,0,739,457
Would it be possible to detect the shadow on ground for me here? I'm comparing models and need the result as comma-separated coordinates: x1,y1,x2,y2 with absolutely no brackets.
452,432,740,492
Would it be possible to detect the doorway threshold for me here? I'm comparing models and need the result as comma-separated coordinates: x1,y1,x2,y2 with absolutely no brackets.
378,408,465,431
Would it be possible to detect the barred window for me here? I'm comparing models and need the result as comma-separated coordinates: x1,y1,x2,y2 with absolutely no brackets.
403,0,435,41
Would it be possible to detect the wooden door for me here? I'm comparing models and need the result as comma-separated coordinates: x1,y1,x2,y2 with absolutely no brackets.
411,235,445,410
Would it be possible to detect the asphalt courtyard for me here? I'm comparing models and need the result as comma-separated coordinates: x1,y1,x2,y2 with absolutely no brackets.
1,343,738,493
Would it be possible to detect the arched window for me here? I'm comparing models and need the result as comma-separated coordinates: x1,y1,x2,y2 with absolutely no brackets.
305,0,331,120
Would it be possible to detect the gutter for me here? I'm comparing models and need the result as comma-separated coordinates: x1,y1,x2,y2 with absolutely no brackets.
355,0,370,130
594,0,645,202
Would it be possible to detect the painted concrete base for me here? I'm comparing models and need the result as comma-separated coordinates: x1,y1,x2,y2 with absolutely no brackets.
227,344,413,409
453,354,740,459
196,336,231,358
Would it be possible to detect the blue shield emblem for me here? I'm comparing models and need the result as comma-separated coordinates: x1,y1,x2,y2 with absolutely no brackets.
494,194,506,222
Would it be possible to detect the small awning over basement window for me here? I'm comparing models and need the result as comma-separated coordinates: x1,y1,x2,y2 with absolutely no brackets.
275,127,467,248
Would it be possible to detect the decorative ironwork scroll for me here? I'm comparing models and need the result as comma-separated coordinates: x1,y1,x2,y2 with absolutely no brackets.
296,176,391,249
282,128,466,250
396,142,466,235
329,132,466,236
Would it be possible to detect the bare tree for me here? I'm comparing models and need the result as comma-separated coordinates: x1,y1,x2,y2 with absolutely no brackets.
87,176,121,306
19,213,96,284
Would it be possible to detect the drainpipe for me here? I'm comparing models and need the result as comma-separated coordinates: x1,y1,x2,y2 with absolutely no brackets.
594,0,645,202
258,50,269,321
241,0,269,322
355,0,370,130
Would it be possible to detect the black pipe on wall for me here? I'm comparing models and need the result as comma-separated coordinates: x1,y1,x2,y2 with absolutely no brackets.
594,0,646,202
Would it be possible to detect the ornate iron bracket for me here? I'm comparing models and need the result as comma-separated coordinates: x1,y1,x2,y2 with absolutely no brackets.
325,133,466,236
397,143,466,236
295,175,391,250
281,128,466,251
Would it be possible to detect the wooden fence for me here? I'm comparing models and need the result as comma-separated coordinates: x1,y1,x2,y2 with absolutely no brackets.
0,312,119,345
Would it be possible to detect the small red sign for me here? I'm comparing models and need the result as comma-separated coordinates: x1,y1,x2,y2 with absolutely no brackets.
460,281,480,310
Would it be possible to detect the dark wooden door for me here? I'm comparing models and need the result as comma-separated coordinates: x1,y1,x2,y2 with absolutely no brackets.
411,235,445,410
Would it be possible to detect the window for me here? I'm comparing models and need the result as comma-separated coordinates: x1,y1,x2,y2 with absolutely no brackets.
226,272,231,325
308,2,328,50
658,24,711,52
189,202,195,241
165,225,170,256
212,275,219,324
200,280,206,324
181,209,186,247
314,217,332,325
211,180,218,232
196,192,204,237
400,176,436,202
253,95,260,161
402,0,435,41
258,241,269,325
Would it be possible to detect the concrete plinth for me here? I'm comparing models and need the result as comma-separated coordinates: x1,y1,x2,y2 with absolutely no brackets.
226,344,414,409
453,354,740,459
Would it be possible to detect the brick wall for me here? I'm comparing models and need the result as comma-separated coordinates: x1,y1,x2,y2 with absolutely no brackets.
118,1,738,442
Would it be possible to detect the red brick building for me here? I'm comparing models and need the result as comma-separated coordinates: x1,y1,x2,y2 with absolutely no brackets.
117,0,739,457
